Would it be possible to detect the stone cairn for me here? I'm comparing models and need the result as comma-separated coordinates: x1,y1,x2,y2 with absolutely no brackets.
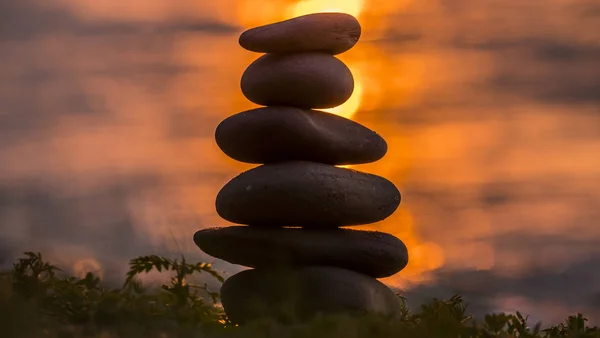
194,13,409,325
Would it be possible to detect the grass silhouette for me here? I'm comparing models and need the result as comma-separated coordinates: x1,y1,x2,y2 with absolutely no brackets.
0,252,598,338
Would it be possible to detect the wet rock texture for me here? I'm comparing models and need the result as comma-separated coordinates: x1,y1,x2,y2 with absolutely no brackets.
194,12,409,324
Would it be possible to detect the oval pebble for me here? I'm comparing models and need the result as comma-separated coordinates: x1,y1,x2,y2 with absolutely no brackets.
194,226,408,278
221,266,402,324
215,161,401,227
215,107,387,165
241,53,354,109
239,12,361,55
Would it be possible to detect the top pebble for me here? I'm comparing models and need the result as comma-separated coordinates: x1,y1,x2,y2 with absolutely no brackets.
239,12,361,55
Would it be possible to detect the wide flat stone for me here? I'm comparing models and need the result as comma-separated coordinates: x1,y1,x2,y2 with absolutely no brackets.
220,266,402,324
239,13,361,55
215,161,401,227
241,53,354,109
215,107,387,165
194,226,408,278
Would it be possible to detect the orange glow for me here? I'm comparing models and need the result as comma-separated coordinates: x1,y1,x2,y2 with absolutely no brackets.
1,0,442,286
73,258,104,279
323,67,363,119
358,208,445,287
17,0,529,288
291,0,365,19
3,3,598,321
233,0,439,284
237,0,367,120
291,0,366,119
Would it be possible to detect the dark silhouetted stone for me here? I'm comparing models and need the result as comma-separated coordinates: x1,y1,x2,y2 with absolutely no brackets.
220,266,402,324
194,226,408,278
239,13,361,55
241,53,354,109
216,161,401,227
215,107,387,165
194,11,411,326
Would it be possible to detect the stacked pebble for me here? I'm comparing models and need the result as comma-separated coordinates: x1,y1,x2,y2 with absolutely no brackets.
194,13,409,325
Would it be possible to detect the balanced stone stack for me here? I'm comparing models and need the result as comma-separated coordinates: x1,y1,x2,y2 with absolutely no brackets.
194,13,409,324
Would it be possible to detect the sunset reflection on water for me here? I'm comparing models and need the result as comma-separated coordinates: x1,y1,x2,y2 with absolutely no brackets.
1,0,600,324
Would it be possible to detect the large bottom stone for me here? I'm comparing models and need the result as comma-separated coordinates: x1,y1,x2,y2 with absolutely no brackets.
194,226,408,278
220,266,402,324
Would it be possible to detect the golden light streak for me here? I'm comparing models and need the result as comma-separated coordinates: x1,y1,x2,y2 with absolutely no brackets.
323,68,363,120
289,0,365,120
286,0,443,284
290,0,365,19
358,208,445,287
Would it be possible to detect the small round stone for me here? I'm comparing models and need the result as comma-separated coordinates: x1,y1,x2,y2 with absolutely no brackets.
241,53,354,109
194,227,408,278
220,266,402,324
215,107,387,165
215,161,401,227
239,12,361,55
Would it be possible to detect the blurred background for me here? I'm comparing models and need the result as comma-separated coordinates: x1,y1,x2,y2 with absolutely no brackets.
1,0,599,325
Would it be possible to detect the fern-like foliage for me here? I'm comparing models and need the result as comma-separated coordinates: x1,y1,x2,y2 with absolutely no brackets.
3,251,600,338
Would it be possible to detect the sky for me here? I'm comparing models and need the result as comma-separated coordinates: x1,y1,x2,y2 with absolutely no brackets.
1,0,600,325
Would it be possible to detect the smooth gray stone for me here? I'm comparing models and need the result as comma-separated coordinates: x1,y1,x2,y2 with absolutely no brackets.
241,53,354,109
239,12,361,55
194,226,408,278
215,106,387,165
220,266,402,324
215,161,401,227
